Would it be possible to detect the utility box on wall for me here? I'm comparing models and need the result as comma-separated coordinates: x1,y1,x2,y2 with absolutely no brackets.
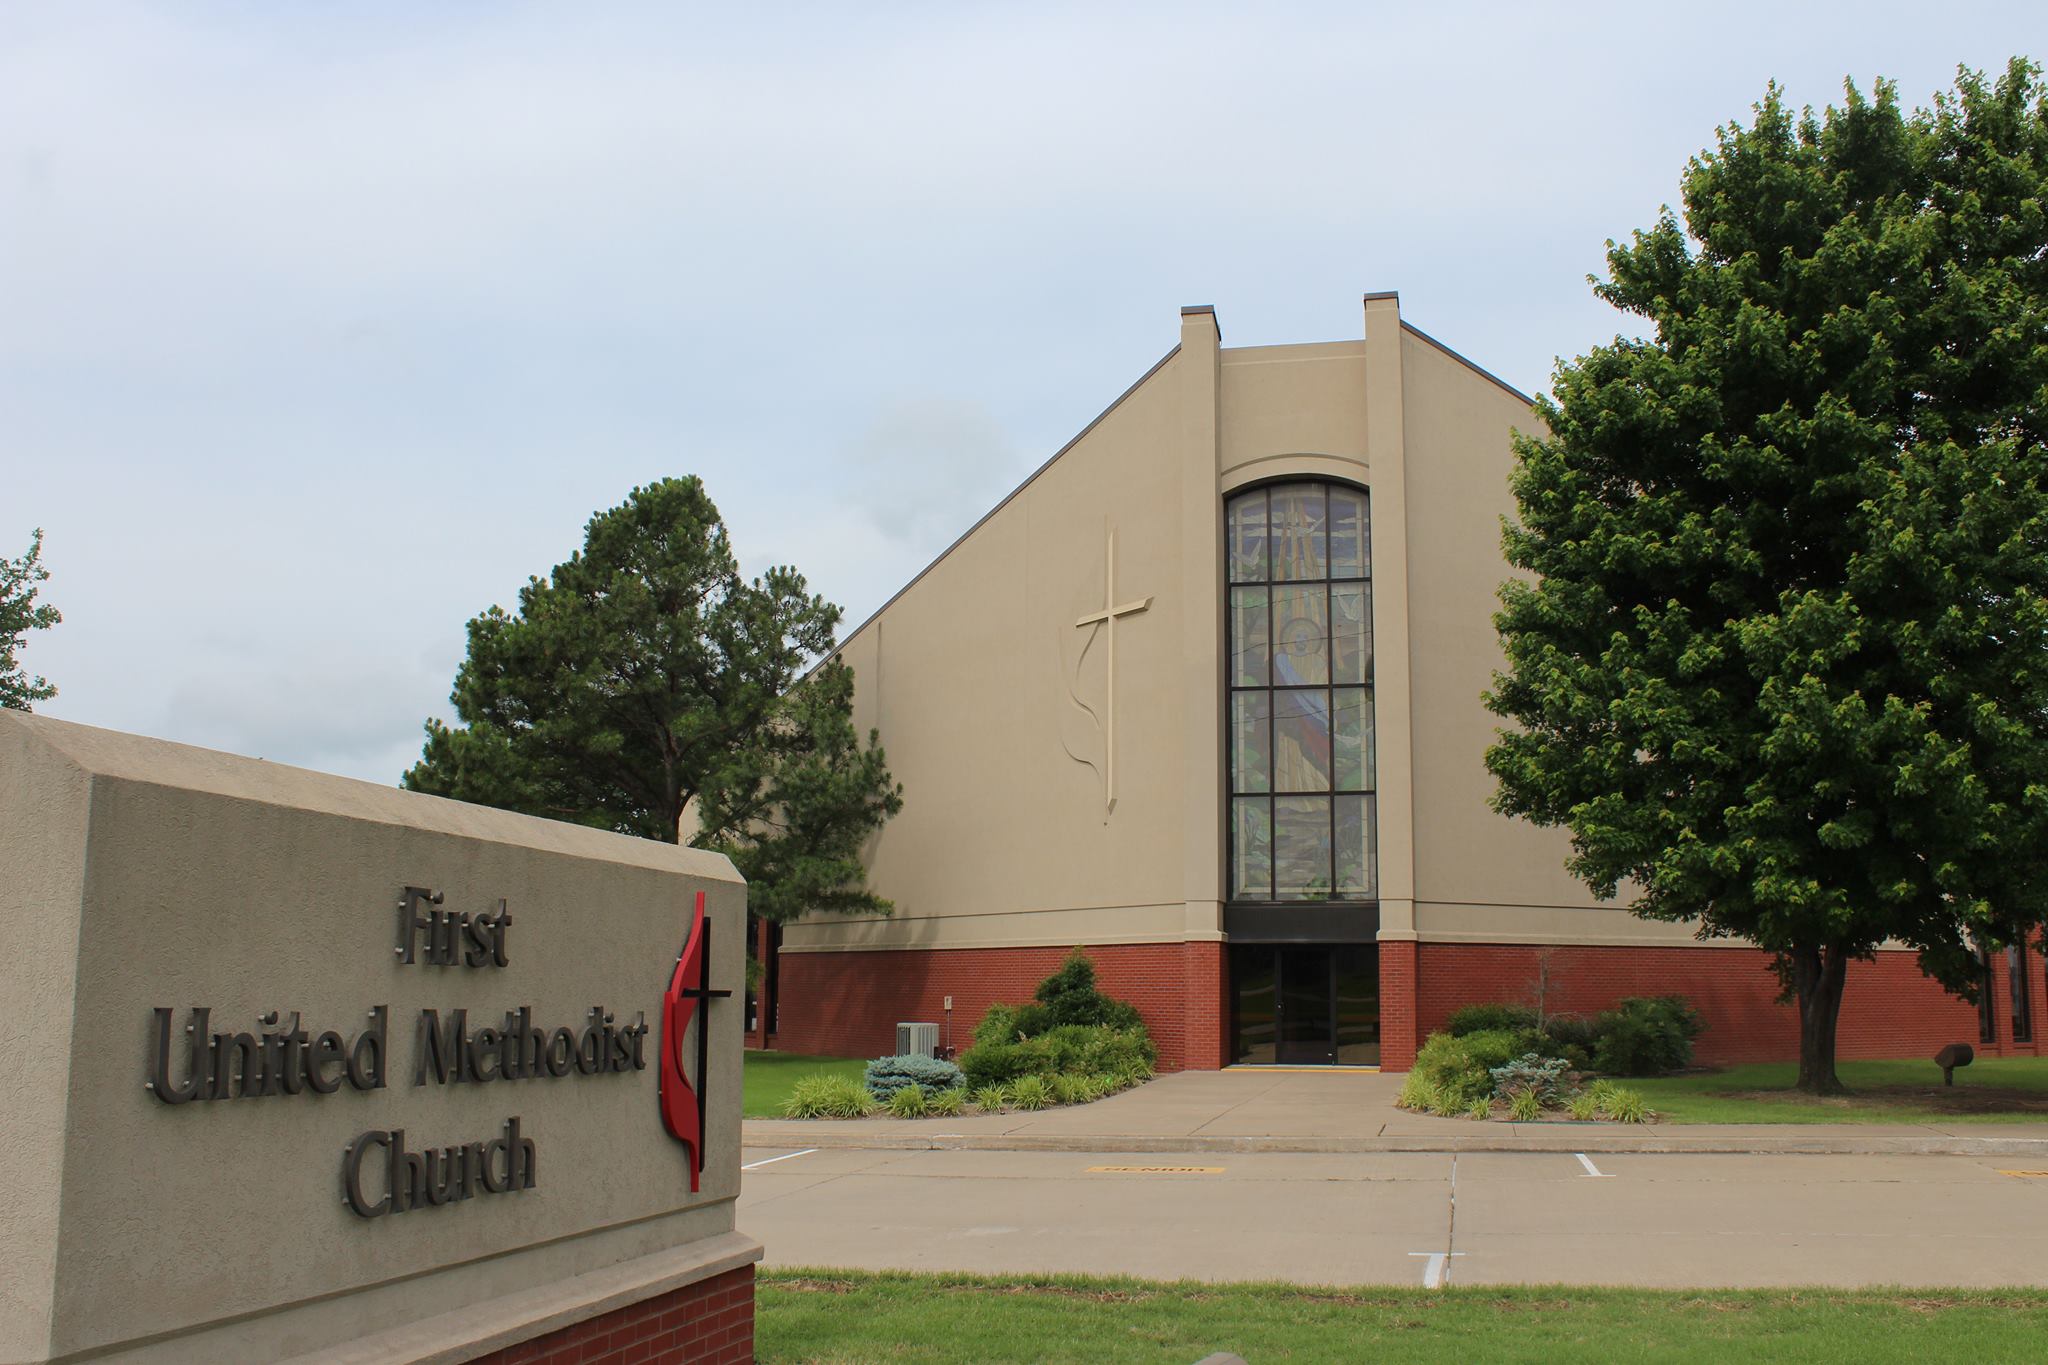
896,1022,940,1057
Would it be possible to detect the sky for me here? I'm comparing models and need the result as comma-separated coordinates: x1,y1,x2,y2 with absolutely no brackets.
3,2,2039,783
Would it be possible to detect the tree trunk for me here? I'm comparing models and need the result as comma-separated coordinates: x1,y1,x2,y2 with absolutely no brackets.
1790,943,1850,1095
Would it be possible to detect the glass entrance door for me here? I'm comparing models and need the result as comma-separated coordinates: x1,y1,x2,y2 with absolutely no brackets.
1231,943,1379,1065
1277,947,1336,1064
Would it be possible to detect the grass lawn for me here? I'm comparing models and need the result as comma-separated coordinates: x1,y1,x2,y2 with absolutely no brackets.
1633,1057,2048,1124
757,1269,2048,1363
744,1050,868,1118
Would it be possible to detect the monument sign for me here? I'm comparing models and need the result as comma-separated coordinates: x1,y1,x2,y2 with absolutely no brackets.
0,713,759,1364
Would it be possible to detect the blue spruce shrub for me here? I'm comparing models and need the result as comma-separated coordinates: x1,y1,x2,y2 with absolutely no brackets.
863,1054,964,1100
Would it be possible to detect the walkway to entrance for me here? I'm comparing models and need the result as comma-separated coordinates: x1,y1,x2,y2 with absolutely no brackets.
741,1068,2048,1156
747,1068,1410,1146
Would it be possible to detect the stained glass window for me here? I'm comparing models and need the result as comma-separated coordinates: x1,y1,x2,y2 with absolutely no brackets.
1226,482,1375,902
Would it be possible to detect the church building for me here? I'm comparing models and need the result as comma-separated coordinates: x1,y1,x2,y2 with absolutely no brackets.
753,294,2042,1072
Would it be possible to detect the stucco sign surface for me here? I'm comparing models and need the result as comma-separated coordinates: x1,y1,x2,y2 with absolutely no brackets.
0,713,748,1365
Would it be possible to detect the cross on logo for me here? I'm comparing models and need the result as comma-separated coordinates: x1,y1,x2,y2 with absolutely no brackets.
660,890,733,1192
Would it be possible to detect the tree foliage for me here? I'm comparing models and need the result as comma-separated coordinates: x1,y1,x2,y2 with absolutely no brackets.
1486,61,2048,1092
404,477,901,921
1,528,61,711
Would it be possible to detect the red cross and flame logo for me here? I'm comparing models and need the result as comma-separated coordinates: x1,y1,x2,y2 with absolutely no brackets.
659,890,730,1192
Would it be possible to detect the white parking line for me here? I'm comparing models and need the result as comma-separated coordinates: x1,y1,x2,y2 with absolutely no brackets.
1575,1153,1614,1179
1407,1251,1465,1288
741,1148,818,1171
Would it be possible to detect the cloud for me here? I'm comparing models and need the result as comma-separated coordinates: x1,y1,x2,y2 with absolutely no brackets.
7,0,2037,784
155,651,454,785
840,398,1021,549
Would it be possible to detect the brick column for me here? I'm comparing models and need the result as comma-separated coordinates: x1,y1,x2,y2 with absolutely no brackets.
1380,938,1418,1071
1181,941,1227,1070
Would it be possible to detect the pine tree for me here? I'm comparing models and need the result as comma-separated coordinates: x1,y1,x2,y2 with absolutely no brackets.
405,477,900,921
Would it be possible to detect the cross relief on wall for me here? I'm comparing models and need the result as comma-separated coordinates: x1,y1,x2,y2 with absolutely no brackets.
1061,524,1152,821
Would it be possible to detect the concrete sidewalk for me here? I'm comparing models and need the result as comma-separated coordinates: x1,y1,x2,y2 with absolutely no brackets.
742,1068,2048,1157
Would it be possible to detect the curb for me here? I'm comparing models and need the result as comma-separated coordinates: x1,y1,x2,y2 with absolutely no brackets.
740,1124,2048,1159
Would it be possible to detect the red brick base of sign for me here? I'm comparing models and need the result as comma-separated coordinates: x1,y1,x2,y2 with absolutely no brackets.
469,1264,754,1365
773,934,2044,1077
773,941,1227,1071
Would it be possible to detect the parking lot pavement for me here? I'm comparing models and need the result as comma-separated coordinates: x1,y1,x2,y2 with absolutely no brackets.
739,1146,2048,1288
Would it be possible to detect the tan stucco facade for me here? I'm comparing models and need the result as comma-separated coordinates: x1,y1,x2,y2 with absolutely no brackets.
785,295,1686,964
0,713,754,1365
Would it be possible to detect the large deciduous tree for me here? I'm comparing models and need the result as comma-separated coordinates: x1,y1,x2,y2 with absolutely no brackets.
1,528,62,712
1486,62,2048,1094
404,476,901,921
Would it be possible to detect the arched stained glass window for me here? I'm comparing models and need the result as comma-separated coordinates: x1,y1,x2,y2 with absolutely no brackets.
1226,482,1375,902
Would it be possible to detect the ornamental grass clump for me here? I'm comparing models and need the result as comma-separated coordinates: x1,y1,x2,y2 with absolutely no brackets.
928,1087,965,1117
970,1085,1008,1113
1567,1093,1601,1122
1602,1087,1649,1124
1467,1097,1494,1121
1508,1088,1545,1122
782,1073,879,1120
1010,1075,1051,1110
887,1085,930,1118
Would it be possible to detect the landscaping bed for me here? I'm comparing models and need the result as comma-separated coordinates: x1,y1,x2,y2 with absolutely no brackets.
757,1268,2048,1364
771,950,1158,1120
1396,998,1704,1124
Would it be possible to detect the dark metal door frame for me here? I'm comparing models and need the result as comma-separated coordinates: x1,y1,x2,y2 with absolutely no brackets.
1274,946,1337,1065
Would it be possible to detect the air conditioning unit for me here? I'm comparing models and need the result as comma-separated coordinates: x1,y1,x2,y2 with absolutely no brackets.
896,1022,940,1058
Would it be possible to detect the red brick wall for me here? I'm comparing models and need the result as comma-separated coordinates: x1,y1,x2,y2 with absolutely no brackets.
1411,939,2048,1067
1378,940,1420,1071
774,941,1226,1072
470,1264,753,1365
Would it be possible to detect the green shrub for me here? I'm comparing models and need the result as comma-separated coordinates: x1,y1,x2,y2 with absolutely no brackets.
928,1087,965,1117
959,1024,1154,1092
1430,1088,1466,1117
970,1085,1007,1112
887,1085,930,1117
1397,1071,1441,1112
781,1073,879,1120
864,1054,965,1100
1602,1087,1648,1124
1490,1052,1573,1104
1541,1014,1598,1052
1010,1075,1051,1110
959,1041,1033,1089
1409,1034,1488,1108
1567,1093,1600,1122
973,1004,1024,1047
1466,1097,1493,1121
1446,1003,1538,1036
1034,949,1146,1031
1508,1088,1544,1122
1591,996,1705,1076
